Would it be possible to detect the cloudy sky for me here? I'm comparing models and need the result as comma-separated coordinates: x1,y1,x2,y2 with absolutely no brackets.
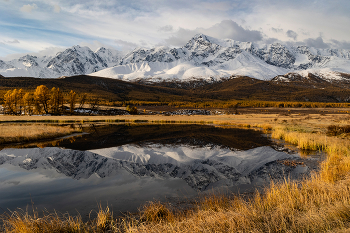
0,0,349,59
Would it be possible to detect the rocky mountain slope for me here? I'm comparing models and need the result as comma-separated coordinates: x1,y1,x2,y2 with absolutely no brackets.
1,34,350,83
0,46,121,78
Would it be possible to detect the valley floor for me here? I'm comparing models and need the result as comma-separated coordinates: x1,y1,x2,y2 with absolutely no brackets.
2,110,350,232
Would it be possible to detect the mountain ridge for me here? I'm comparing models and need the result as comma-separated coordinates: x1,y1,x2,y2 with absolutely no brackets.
1,34,350,83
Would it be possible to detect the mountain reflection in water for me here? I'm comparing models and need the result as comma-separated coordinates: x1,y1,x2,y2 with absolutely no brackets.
0,124,309,217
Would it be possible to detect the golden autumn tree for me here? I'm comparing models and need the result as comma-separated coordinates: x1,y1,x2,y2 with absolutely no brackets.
68,90,77,114
3,89,16,114
17,88,24,115
49,87,64,115
3,89,24,115
23,92,33,115
34,85,50,114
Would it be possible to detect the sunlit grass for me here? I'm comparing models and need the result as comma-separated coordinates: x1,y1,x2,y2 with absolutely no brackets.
0,124,81,144
1,205,118,233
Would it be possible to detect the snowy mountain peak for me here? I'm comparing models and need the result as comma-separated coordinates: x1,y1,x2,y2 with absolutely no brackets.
95,47,121,67
46,45,108,76
185,34,212,46
184,34,221,56
0,60,14,70
18,55,39,68
1,34,350,82
255,43,296,69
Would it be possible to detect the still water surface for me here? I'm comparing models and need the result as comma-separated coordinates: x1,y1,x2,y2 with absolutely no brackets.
0,124,313,217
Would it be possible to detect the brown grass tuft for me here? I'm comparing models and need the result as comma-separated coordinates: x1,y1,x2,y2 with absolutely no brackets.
139,201,175,223
2,208,84,233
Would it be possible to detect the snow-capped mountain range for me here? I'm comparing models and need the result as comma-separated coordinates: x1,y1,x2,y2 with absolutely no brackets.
1,34,350,82
0,46,121,78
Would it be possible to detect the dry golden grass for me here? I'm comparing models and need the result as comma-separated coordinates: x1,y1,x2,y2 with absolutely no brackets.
0,124,81,145
3,113,350,232
271,125,350,182
1,205,117,233
2,208,84,233
139,201,175,223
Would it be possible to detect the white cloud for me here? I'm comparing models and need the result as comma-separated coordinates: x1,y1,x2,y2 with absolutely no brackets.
304,37,329,49
80,40,118,51
330,40,350,50
54,4,61,13
201,1,233,11
286,30,298,40
114,39,139,51
165,20,263,46
271,28,283,33
20,4,38,13
158,25,173,32
244,1,350,44
3,39,20,44
0,42,65,60
1,0,350,58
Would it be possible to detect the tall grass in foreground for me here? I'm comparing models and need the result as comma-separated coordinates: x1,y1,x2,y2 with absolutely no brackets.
0,124,81,144
5,176,350,232
125,176,350,232
272,125,350,182
3,123,350,232
1,205,114,232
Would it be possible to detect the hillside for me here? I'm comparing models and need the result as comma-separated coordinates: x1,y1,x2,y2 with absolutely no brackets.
1,75,350,104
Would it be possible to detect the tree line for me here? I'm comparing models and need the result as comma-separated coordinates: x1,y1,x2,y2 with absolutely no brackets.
110,100,350,109
2,85,86,115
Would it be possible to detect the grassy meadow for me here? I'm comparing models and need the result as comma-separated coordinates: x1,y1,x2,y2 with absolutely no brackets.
2,111,350,232
0,124,82,146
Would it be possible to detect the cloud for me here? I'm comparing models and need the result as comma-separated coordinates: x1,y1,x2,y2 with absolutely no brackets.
3,39,20,44
114,39,139,50
20,4,38,13
79,40,118,51
304,37,329,49
330,39,350,49
165,20,263,46
264,37,279,44
286,30,298,40
139,40,148,47
1,0,349,58
271,28,283,33
0,39,66,60
158,25,173,32
54,5,61,13
201,1,233,11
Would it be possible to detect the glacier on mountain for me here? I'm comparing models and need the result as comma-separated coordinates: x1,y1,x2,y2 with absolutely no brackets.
1,34,350,81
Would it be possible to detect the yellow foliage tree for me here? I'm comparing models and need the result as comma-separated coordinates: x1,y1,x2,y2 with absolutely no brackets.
34,85,50,114
3,89,24,115
3,90,15,114
23,92,33,115
69,90,77,114
49,87,64,115
17,88,24,114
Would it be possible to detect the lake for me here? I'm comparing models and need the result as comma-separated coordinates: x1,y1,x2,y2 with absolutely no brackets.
0,123,317,218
